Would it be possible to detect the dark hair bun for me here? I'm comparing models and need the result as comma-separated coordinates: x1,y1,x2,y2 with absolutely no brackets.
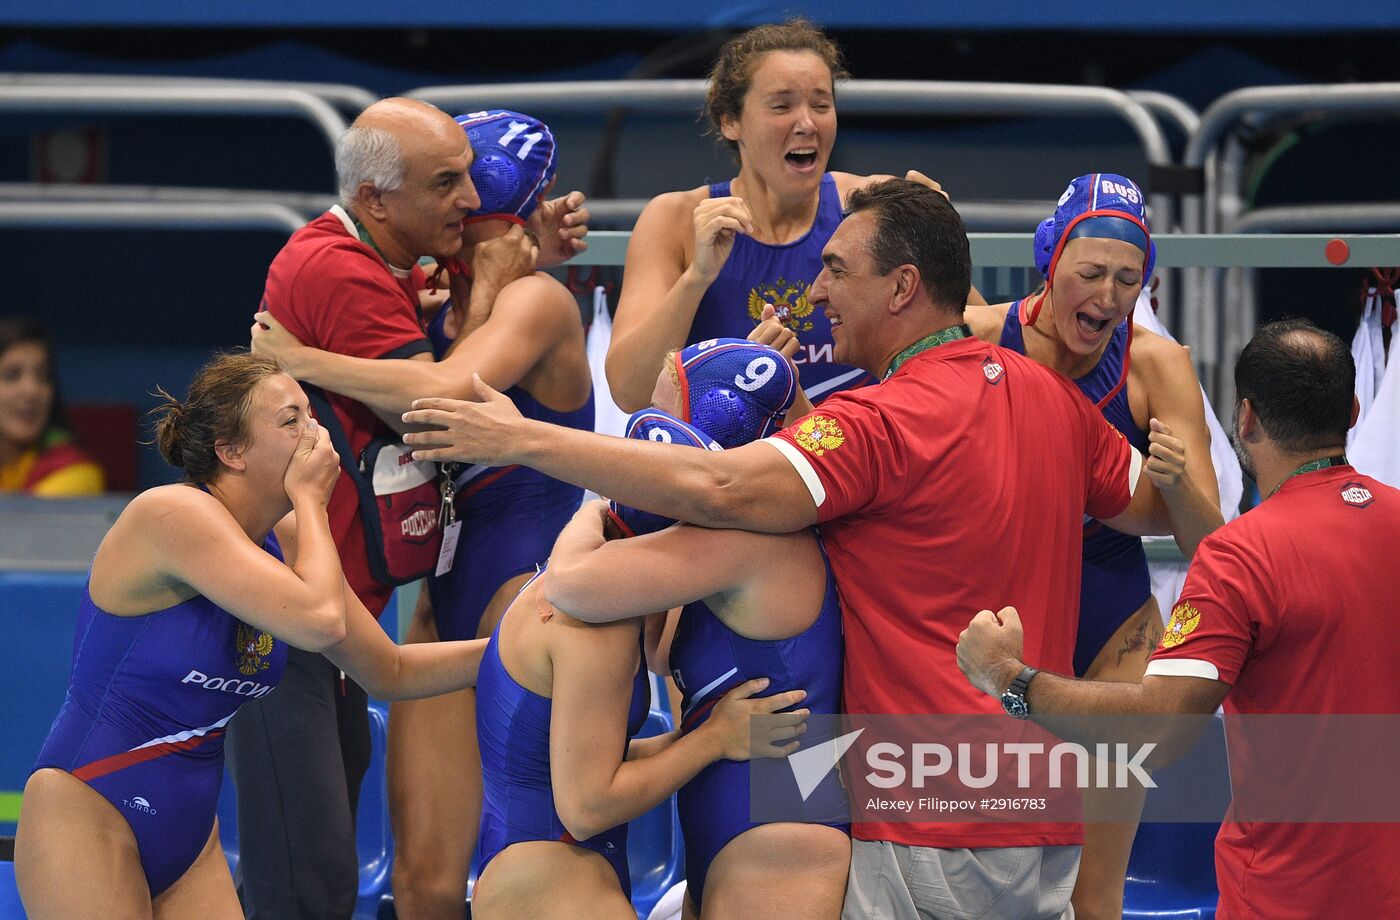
146,352,281,483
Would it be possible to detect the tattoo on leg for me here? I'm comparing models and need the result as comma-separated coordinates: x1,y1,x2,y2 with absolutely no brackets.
1117,613,1163,667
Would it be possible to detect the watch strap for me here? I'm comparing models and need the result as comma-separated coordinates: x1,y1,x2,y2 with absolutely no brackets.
1007,666,1039,698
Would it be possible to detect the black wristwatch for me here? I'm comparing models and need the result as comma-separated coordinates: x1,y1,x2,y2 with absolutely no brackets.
1000,666,1039,720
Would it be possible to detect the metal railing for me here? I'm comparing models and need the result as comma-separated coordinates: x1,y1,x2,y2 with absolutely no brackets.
0,182,336,221
0,76,1190,234
406,78,1176,226
11,73,1399,408
1128,90,1199,141
7,209,1376,277
0,73,377,114
1217,206,1400,408
574,226,1400,415
1183,83,1400,234
1177,83,1400,396
565,229,1400,271
0,200,309,234
0,84,350,183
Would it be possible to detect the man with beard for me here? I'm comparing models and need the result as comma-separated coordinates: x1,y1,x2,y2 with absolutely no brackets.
957,318,1400,919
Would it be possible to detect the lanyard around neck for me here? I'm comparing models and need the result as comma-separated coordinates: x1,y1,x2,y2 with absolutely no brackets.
1266,454,1348,500
884,323,973,380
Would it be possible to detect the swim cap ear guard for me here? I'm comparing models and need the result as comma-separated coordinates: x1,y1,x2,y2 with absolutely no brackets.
1033,173,1156,282
676,338,797,450
454,109,558,225
608,409,722,538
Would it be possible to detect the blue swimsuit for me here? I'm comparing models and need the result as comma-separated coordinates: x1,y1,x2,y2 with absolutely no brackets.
474,574,651,896
425,309,591,640
1000,301,1152,675
669,536,848,907
34,535,288,895
693,174,875,401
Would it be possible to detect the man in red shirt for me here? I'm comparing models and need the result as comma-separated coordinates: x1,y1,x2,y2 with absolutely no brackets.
957,318,1400,919
403,180,1178,919
226,97,585,920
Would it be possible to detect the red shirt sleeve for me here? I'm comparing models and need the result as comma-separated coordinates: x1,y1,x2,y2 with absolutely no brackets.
770,393,903,522
1150,532,1267,685
274,242,428,359
1079,398,1134,520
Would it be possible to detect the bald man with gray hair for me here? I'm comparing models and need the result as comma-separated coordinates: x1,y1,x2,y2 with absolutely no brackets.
226,97,588,920
335,122,407,208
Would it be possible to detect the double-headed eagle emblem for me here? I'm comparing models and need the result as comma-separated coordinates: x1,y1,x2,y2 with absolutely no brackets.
792,415,846,457
236,623,276,676
1161,602,1201,649
748,278,816,333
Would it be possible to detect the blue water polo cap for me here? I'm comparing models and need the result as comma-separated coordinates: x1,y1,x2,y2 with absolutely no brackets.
608,409,722,538
455,110,557,225
676,339,796,449
1032,173,1155,282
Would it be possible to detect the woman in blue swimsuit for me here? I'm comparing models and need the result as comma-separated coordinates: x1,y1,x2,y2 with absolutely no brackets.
966,174,1223,919
15,352,489,920
467,423,805,920
606,19,979,413
544,341,850,920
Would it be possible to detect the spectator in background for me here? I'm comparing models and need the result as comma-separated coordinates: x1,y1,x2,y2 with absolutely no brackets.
0,316,104,496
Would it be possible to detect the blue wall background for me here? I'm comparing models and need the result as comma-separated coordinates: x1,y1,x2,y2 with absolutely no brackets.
6,0,1400,31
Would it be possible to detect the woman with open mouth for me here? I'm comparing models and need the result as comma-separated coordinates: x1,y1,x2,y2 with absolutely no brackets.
964,172,1224,920
605,18,978,415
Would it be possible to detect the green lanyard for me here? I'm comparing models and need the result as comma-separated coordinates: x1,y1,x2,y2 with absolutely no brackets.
884,324,973,380
1266,454,1348,500
344,208,409,272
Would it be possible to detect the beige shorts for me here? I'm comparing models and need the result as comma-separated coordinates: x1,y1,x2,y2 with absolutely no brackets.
841,839,1079,920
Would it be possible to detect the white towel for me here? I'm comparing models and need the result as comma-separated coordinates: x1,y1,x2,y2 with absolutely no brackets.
1349,287,1386,434
645,881,687,920
1348,309,1400,489
1133,289,1243,523
586,285,633,440
1148,558,1189,627
583,286,633,505
1134,288,1243,621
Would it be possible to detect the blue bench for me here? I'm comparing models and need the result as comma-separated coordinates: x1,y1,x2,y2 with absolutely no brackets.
218,674,685,920
1122,713,1227,919
217,701,395,919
